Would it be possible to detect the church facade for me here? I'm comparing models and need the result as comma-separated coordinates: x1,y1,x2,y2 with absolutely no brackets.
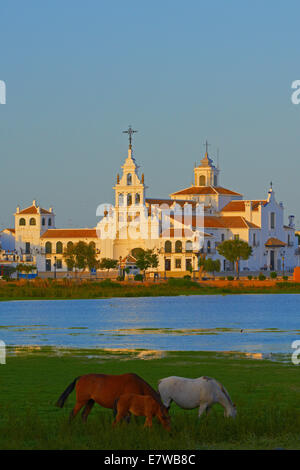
0,135,298,276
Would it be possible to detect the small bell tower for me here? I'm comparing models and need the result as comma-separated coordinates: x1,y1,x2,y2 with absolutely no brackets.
113,126,146,208
194,140,220,187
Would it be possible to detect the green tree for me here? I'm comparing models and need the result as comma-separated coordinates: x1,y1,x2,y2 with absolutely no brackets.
63,241,100,276
135,249,159,279
16,264,36,278
74,241,88,272
198,257,220,278
197,251,207,280
63,243,76,273
16,263,26,274
217,239,252,279
86,242,100,272
131,247,144,259
99,258,118,273
3,265,16,279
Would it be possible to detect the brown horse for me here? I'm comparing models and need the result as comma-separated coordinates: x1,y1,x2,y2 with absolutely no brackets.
55,373,163,422
113,393,171,431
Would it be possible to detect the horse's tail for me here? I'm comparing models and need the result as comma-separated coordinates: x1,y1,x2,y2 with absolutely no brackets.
55,376,81,408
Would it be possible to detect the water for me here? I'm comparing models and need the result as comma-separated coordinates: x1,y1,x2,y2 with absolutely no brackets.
0,295,299,354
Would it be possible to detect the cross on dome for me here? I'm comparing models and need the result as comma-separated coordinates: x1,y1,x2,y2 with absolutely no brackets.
122,125,138,149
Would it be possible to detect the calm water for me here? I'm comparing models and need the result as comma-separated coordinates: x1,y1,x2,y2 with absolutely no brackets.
0,295,299,354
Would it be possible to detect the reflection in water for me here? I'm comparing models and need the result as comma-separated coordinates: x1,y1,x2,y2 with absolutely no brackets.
0,294,299,354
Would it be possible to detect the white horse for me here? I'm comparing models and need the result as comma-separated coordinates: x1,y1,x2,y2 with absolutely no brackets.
158,376,237,418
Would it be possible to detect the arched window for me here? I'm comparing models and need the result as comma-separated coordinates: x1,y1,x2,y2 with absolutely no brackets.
199,175,206,186
135,193,140,204
165,241,172,253
127,173,132,185
270,212,275,229
207,240,211,253
214,175,218,186
45,242,52,254
186,240,193,252
29,218,36,226
42,218,45,226
118,193,124,206
67,241,73,250
48,218,52,226
175,240,182,253
127,194,132,206
56,241,63,254
19,218,26,226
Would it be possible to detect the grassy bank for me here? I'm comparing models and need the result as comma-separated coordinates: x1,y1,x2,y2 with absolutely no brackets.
1,347,300,449
0,277,300,301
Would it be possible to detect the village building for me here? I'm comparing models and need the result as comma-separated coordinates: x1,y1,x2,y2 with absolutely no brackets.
0,130,298,277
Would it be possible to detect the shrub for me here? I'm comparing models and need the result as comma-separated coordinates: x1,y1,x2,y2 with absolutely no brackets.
134,274,143,281
247,275,253,280
258,274,266,281
219,277,225,280
116,276,124,281
227,276,234,281
270,272,277,279
168,278,200,288
283,275,289,281
98,279,121,288
183,275,191,280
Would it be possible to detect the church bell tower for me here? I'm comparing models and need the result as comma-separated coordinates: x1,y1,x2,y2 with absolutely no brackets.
194,140,220,187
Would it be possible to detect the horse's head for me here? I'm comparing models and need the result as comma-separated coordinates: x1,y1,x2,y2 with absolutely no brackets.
158,404,171,431
224,403,237,418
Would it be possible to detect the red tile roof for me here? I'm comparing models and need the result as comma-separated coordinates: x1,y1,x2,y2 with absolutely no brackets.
121,255,137,263
19,205,52,215
41,229,98,239
168,214,259,230
218,216,259,229
221,200,267,212
265,237,286,247
170,186,242,197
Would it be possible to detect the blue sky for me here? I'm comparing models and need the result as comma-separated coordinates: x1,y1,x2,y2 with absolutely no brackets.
1,0,300,229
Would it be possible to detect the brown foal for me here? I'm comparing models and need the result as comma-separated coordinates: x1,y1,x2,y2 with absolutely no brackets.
113,393,171,431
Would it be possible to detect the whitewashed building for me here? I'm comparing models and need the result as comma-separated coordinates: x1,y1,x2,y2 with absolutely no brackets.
0,134,298,276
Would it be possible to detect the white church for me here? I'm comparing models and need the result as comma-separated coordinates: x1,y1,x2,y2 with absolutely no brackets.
0,129,298,277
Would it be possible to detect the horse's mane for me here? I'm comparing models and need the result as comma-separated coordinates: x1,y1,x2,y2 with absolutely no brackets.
202,376,233,407
129,373,164,407
217,381,234,406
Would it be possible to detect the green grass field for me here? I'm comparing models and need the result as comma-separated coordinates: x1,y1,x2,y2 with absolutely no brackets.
1,278,300,301
1,348,300,450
